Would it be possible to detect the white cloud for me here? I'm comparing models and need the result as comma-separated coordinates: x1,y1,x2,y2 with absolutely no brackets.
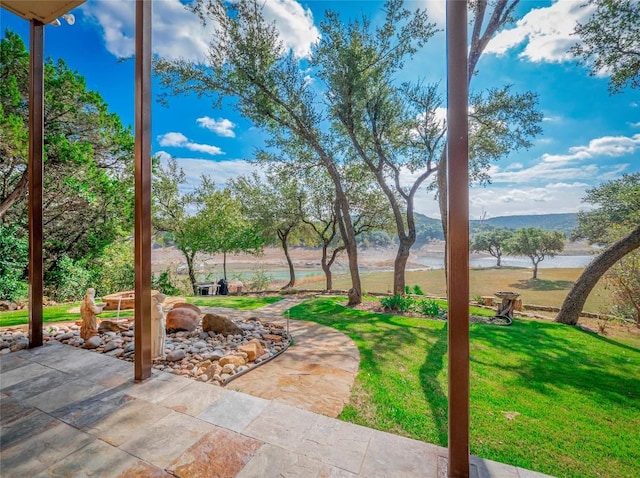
485,1,594,63
504,162,523,171
156,153,266,192
196,117,236,138
419,0,445,27
629,121,640,128
158,132,188,147
157,132,224,156
541,134,640,163
83,0,212,62
262,0,320,58
469,183,588,217
83,0,319,61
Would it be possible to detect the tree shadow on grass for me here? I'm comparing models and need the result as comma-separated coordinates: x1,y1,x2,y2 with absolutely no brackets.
419,326,448,445
509,278,574,291
470,320,640,405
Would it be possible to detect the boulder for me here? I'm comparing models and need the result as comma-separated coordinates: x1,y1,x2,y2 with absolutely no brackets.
166,308,200,332
202,313,243,335
238,338,265,361
162,296,187,309
170,302,201,314
219,355,246,367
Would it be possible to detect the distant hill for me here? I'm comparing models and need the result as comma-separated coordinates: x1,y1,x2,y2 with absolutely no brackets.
474,213,577,234
413,212,577,244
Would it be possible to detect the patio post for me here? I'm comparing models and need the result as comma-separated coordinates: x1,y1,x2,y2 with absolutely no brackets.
134,0,153,381
28,19,44,348
446,0,470,476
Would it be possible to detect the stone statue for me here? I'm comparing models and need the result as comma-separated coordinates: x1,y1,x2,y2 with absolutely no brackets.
80,288,103,340
151,292,167,359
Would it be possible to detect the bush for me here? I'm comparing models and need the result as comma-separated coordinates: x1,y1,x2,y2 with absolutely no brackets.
416,299,444,317
246,269,273,291
46,255,92,302
412,285,424,295
380,294,414,312
92,240,134,295
152,269,181,296
0,224,28,302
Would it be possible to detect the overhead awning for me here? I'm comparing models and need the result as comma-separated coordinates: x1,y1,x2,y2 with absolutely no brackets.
1,0,86,24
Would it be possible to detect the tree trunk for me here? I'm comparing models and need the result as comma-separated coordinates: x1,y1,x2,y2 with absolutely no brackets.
496,253,502,267
279,229,295,289
223,251,227,280
184,251,198,295
333,192,361,305
318,154,361,304
437,157,449,289
532,261,538,279
321,243,332,291
394,239,412,295
0,170,28,220
556,224,640,325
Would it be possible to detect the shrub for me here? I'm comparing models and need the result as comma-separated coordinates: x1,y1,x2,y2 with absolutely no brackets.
92,240,134,295
246,269,273,291
0,224,28,302
152,269,181,296
380,294,414,312
46,255,92,302
417,299,444,317
412,285,424,295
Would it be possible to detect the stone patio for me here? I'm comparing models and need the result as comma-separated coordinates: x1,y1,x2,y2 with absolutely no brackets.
0,299,554,477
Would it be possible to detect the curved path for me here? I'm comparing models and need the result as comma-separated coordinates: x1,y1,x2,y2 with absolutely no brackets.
200,298,360,417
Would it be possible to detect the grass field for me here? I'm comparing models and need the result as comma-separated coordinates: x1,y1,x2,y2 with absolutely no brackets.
0,296,282,328
301,267,610,313
289,297,640,478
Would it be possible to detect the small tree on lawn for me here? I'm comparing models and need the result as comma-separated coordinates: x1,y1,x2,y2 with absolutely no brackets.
470,228,513,267
229,167,307,290
505,227,565,279
197,177,264,281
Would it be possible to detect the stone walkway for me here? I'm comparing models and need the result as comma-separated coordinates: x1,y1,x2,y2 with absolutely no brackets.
202,298,359,417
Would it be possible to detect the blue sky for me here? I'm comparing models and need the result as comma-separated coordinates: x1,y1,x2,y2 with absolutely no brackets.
2,0,639,219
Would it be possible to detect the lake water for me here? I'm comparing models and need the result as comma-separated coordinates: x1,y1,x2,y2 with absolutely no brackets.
413,254,594,270
208,253,595,282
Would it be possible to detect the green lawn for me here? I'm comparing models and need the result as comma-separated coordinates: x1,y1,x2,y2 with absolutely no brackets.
0,295,282,328
187,295,283,309
288,296,640,478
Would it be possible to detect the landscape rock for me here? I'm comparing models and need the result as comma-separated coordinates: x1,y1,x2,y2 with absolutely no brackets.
166,308,200,332
84,335,102,349
166,349,186,361
219,355,246,367
170,302,202,314
202,313,243,335
98,320,130,333
238,338,265,361
262,333,284,343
